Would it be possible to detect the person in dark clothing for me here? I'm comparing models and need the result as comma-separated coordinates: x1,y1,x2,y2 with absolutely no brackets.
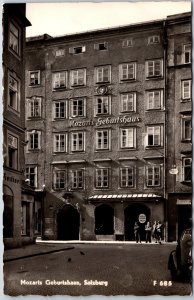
155,221,163,244
145,221,152,243
134,221,141,243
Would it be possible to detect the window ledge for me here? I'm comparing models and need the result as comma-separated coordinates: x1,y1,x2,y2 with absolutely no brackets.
120,79,136,82
145,146,163,149
53,87,67,91
145,76,163,80
181,140,192,143
29,84,40,87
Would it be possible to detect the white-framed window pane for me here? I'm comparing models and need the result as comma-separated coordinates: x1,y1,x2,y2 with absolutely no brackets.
28,97,41,117
120,63,135,80
54,101,66,118
182,80,191,100
96,66,110,82
182,117,192,140
71,132,84,151
120,168,134,187
54,170,66,189
71,170,84,189
96,130,109,149
146,166,160,186
147,60,162,77
72,99,85,117
25,166,37,187
147,91,162,109
121,93,135,112
147,126,161,146
96,96,109,114
9,75,19,111
121,128,135,148
53,72,66,89
183,158,192,182
184,44,191,64
96,169,109,188
29,71,40,85
71,69,85,86
54,134,66,152
9,22,19,55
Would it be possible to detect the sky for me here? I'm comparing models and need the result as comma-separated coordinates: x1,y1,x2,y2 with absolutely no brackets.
26,1,191,37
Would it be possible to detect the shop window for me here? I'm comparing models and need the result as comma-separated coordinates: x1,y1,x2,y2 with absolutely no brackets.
8,74,20,112
25,166,37,187
146,90,163,110
29,71,40,86
53,71,67,90
120,128,136,149
146,165,160,187
183,44,191,64
95,96,110,115
95,204,114,235
181,80,191,101
182,158,192,182
71,132,85,152
9,21,20,56
8,134,18,169
27,97,41,118
70,69,86,87
21,202,30,236
145,59,163,78
53,133,67,152
181,116,192,141
71,98,86,117
120,93,136,112
95,168,109,188
120,167,134,188
53,101,66,119
119,63,136,81
96,130,110,150
71,169,84,189
96,66,111,83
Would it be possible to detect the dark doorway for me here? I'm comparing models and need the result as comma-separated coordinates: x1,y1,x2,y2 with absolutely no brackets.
124,203,150,241
178,205,192,237
95,204,114,235
57,205,80,240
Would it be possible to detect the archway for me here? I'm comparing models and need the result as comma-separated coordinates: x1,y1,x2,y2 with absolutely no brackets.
124,203,150,241
57,205,80,240
95,204,114,235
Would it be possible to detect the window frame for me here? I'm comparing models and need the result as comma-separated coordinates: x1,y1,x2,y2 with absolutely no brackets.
95,65,111,83
146,89,163,110
146,125,163,147
95,168,109,189
181,115,192,141
182,157,192,182
120,127,136,149
95,129,110,150
53,133,67,153
69,46,86,54
29,70,40,86
9,21,20,57
53,169,66,190
52,71,67,90
7,133,18,170
145,59,163,78
122,39,133,48
95,95,111,116
183,44,191,64
120,167,134,188
146,165,161,187
119,62,136,81
71,98,86,117
71,131,85,152
181,80,191,101
120,92,136,113
53,100,67,119
70,169,85,190
25,166,38,187
94,42,108,51
70,69,86,87
27,131,41,151
8,72,20,113
148,35,160,45
26,97,42,119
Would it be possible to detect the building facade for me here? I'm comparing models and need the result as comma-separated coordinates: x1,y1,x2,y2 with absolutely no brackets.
2,4,36,249
25,12,191,242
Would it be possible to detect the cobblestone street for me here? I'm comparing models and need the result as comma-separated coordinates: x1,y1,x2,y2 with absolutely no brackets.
4,243,192,296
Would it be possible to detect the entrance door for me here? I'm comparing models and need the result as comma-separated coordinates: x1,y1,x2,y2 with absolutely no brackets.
178,205,192,237
124,203,150,241
57,205,80,240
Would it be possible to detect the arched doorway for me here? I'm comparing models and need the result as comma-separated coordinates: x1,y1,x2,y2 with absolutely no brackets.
124,203,150,241
57,205,80,240
95,204,114,235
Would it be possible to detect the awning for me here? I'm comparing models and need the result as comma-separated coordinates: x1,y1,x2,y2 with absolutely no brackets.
89,193,162,199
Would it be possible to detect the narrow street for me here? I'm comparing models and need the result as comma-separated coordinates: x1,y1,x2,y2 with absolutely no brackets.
4,243,192,296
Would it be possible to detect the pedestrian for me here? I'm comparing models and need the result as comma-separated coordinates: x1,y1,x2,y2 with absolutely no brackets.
152,221,157,243
145,221,152,243
156,221,163,244
134,221,141,243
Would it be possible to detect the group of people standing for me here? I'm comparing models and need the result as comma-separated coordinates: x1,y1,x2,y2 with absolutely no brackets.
134,220,163,244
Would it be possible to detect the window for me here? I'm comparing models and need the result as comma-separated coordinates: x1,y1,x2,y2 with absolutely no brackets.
96,66,111,83
34,201,41,234
56,49,65,57
95,96,110,115
120,128,136,149
96,168,109,188
21,202,30,235
122,39,133,47
120,167,134,188
53,170,66,189
9,22,19,55
96,130,110,150
27,131,41,150
146,126,163,147
27,97,41,118
183,44,191,64
53,134,67,152
182,158,192,182
53,101,66,119
8,74,20,112
29,71,40,86
8,134,18,169
94,42,108,50
182,116,192,141
182,80,191,100
25,166,37,187
70,69,86,86
71,132,85,152
146,60,163,78
71,98,86,117
146,166,160,187
71,169,84,189
69,46,86,54
120,63,136,81
148,35,160,44
121,93,136,112
53,71,67,89
146,90,163,110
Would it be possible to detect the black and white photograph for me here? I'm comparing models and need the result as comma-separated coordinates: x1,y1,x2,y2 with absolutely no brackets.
2,0,192,296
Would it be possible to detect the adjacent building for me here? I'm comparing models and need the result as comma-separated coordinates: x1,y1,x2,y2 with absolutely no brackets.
2,4,35,248
25,12,192,242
